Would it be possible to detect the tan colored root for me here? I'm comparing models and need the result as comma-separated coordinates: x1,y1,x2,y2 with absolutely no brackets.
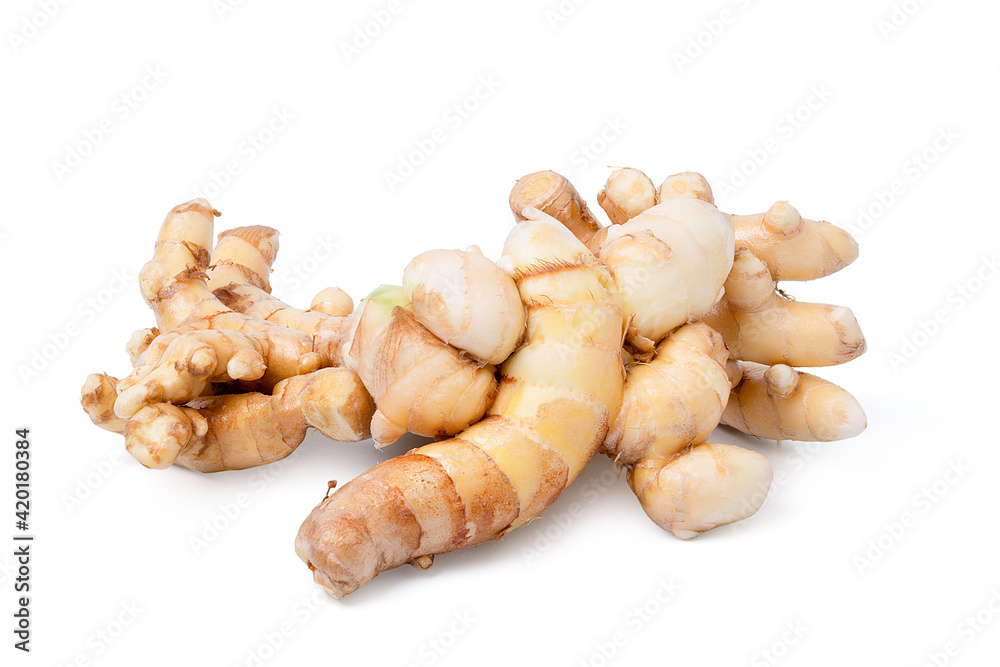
702,248,865,367
207,226,352,366
115,329,272,418
589,168,859,282
126,328,159,366
205,224,278,292
597,168,657,225
509,171,602,246
81,373,127,433
593,169,715,234
115,202,334,418
343,290,498,446
658,171,715,205
511,170,735,349
652,174,857,281
628,443,773,539
296,213,625,598
89,201,376,475
604,323,730,465
505,167,864,538
597,198,734,347
310,287,354,318
601,323,772,538
116,368,374,472
137,199,222,331
723,361,866,441
402,248,525,365
731,201,858,281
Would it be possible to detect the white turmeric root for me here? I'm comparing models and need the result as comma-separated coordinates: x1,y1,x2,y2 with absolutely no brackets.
295,211,625,597
658,171,716,205
574,168,866,367
116,328,271,418
82,169,869,596
343,246,524,446
510,172,773,539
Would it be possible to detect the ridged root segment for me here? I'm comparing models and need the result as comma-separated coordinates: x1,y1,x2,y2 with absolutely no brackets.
208,226,352,366
604,323,730,465
115,202,332,418
509,171,602,247
602,323,771,538
102,368,373,472
702,248,865,367
296,212,625,598
723,361,866,441
628,443,773,539
342,285,498,446
137,199,222,331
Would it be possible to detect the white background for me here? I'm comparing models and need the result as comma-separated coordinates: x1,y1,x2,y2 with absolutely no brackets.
3,1,998,665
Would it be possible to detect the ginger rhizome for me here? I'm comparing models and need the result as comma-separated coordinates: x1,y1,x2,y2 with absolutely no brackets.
81,200,375,471
295,211,625,597
81,164,868,598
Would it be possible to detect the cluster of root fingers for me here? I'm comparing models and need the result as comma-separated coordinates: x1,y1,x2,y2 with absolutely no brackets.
82,169,866,597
